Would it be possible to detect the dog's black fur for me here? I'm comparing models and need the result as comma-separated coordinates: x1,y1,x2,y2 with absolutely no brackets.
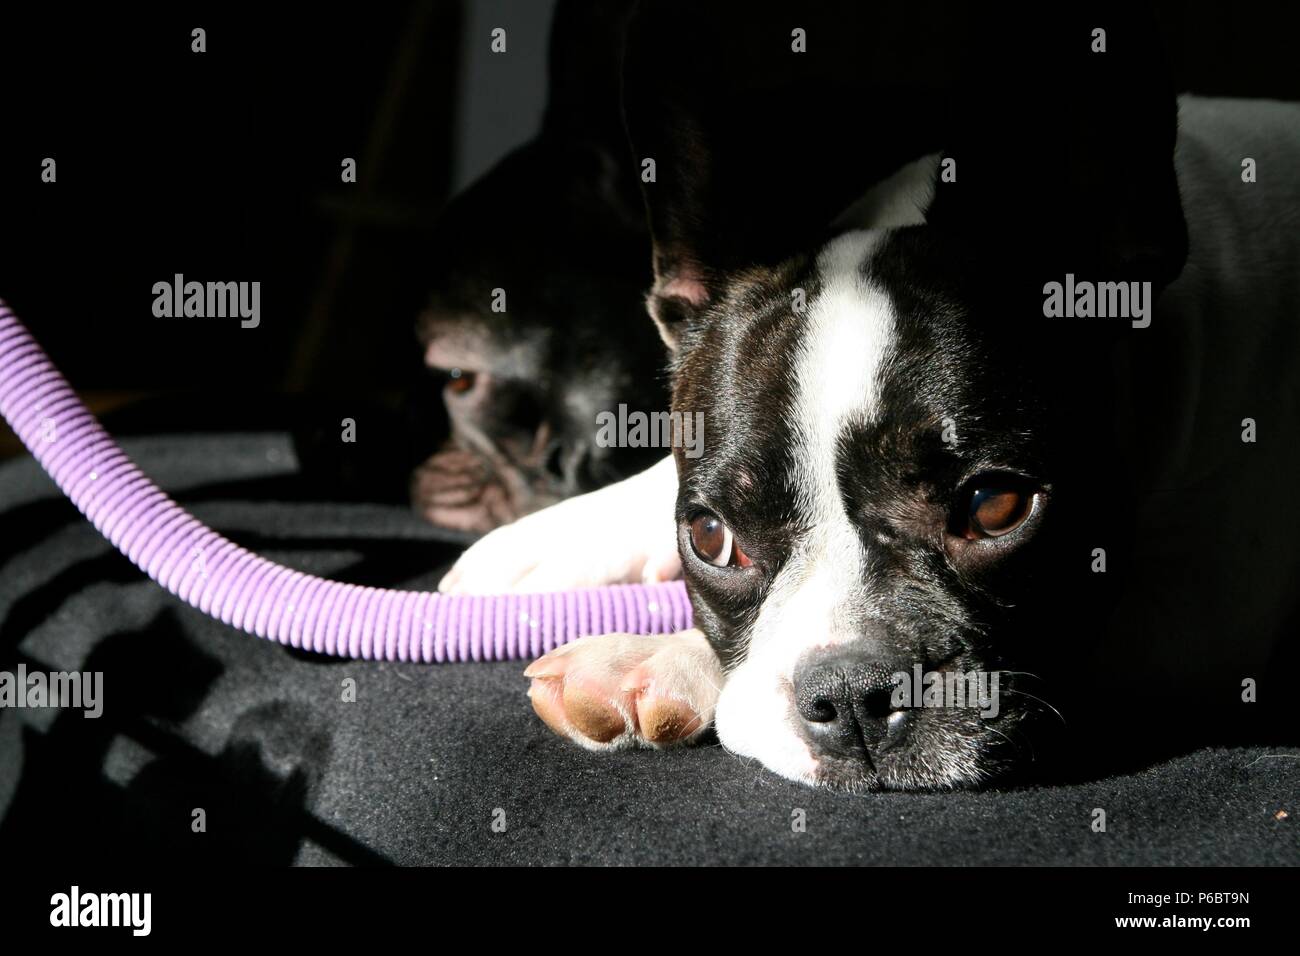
435,0,1297,789
621,0,1294,788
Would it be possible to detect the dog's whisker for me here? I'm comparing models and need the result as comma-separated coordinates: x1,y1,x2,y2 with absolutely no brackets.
1003,688,1067,727
982,724,1020,756
996,670,1045,681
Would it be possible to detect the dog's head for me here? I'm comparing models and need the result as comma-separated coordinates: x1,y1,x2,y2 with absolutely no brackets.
625,1,1187,789
412,137,665,533
411,138,664,533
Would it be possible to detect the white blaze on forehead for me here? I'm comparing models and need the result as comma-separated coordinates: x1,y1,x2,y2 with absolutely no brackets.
791,230,896,527
761,229,896,651
713,230,900,784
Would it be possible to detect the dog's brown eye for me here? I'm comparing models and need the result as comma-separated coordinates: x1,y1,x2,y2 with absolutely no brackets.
445,368,476,395
688,513,753,568
966,487,1032,539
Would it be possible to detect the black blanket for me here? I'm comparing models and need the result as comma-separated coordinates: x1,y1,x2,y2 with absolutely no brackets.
1,433,1295,865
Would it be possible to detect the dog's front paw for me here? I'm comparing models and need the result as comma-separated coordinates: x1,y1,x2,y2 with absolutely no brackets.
437,456,679,593
411,447,519,534
523,629,722,750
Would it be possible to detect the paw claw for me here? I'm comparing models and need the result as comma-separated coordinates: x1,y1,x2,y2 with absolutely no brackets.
523,653,568,679
527,677,570,737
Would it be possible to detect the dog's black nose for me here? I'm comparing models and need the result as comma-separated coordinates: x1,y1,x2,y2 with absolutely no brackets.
793,655,909,759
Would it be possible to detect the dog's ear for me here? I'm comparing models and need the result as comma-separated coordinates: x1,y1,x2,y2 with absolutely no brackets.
621,0,957,349
924,5,1188,290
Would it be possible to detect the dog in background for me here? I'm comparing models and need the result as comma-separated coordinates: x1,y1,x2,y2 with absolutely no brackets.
411,0,666,535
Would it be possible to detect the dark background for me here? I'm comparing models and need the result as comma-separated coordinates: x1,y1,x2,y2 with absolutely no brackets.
1,0,1298,497
0,0,558,500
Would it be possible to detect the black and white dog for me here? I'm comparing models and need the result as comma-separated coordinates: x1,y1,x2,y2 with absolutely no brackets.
441,3,1300,790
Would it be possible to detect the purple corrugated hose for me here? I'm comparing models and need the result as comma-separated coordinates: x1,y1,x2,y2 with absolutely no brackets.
0,302,692,661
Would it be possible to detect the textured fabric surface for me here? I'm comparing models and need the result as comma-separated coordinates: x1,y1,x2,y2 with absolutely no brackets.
1,433,1295,865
